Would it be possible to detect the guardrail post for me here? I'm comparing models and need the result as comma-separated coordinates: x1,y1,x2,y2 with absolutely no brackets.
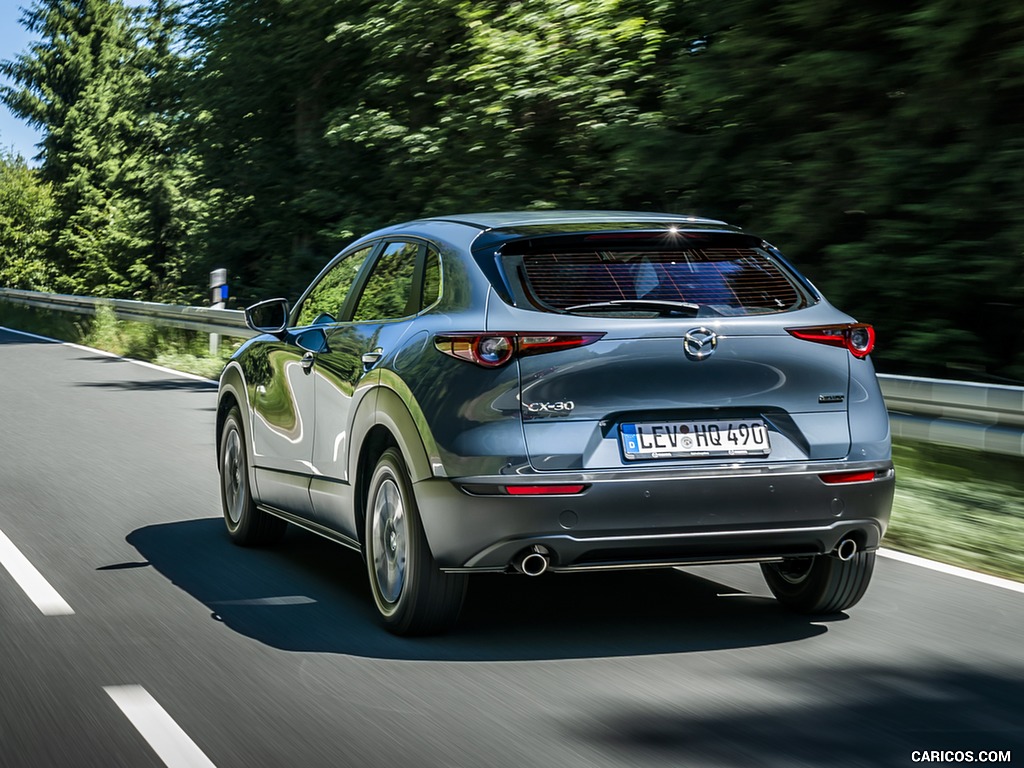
209,269,228,356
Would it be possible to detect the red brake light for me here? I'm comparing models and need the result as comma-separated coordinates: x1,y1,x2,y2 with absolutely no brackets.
786,323,875,359
505,485,586,495
434,332,604,367
819,470,877,485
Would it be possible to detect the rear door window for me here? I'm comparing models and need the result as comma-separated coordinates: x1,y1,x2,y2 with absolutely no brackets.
295,245,374,327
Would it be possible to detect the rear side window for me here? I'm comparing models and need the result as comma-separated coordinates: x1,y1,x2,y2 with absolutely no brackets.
352,241,419,321
420,247,442,310
504,244,812,316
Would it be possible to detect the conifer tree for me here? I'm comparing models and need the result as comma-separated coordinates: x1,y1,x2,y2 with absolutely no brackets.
1,0,200,300
2,0,141,295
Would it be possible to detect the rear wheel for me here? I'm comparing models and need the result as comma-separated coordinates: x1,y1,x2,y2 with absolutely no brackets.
219,406,287,546
761,551,875,614
365,448,466,635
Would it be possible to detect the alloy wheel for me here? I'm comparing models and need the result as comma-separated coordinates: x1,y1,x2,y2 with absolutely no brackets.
222,426,245,526
371,477,408,605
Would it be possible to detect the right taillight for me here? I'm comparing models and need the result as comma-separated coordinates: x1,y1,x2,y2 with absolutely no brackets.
786,323,875,359
434,332,605,368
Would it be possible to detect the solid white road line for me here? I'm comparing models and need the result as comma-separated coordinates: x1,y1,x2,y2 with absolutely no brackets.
104,685,217,768
0,325,219,383
879,547,1024,595
0,527,74,615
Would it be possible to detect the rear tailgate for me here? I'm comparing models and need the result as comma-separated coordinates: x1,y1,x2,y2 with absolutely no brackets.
483,230,854,471
514,320,851,471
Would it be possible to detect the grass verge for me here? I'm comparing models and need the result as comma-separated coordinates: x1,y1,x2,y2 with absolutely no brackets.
885,440,1024,583
0,302,242,379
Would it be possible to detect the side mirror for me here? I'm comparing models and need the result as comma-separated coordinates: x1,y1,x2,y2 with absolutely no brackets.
245,298,290,335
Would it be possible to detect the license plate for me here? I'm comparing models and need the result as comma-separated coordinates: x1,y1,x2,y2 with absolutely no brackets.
620,419,771,459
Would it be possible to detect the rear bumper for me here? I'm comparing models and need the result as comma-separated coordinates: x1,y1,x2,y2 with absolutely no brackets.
413,461,894,571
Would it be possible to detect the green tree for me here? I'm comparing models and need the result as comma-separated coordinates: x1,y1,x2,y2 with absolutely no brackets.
188,0,674,300
326,0,670,213
122,0,204,302
0,147,55,290
186,0,364,301
647,0,1024,379
2,0,143,296
1,0,201,301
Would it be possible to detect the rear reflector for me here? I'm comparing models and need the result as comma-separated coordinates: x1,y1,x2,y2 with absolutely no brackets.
505,485,586,496
819,471,876,485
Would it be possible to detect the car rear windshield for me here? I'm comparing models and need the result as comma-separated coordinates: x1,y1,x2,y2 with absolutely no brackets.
500,236,814,317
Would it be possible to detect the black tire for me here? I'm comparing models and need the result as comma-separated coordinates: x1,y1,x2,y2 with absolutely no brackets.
365,448,466,635
219,406,287,546
761,551,875,614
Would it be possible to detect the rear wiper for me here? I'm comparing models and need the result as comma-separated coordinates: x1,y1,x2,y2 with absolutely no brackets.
564,299,705,317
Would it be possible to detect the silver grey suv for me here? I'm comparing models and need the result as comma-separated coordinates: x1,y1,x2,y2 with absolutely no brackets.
217,211,894,635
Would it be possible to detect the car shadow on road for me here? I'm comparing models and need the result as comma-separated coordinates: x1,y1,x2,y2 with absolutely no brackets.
566,664,1024,765
123,518,829,662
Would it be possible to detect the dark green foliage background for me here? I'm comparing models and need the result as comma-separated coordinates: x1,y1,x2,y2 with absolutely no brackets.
1,0,1022,381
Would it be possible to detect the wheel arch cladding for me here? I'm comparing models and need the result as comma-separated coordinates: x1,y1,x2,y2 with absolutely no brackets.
352,388,433,549
371,387,434,482
217,363,255,493
216,385,243,461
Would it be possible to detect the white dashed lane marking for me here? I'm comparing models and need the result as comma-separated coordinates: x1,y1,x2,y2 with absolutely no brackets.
104,685,218,768
0,526,74,615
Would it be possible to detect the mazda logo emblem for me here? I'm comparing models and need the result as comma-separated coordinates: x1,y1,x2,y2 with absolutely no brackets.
683,328,718,360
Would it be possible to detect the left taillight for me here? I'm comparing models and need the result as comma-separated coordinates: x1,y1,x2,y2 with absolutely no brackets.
434,332,605,368
786,323,875,359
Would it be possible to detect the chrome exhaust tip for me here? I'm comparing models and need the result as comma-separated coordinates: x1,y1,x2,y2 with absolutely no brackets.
512,546,550,576
834,538,858,562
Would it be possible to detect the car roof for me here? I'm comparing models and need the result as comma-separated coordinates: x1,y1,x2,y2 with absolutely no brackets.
421,210,734,231
352,210,751,259
386,210,747,253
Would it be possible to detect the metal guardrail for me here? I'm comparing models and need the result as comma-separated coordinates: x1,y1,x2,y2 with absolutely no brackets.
2,287,1023,456
0,286,255,339
880,375,1024,457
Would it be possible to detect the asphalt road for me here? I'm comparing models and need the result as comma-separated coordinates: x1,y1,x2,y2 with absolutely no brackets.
1,326,1022,768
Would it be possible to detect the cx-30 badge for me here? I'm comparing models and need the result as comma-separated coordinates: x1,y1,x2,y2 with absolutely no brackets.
524,401,575,414
683,328,718,361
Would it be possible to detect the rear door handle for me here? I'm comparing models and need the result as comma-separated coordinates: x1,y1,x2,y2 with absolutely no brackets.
361,348,384,368
301,351,316,373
